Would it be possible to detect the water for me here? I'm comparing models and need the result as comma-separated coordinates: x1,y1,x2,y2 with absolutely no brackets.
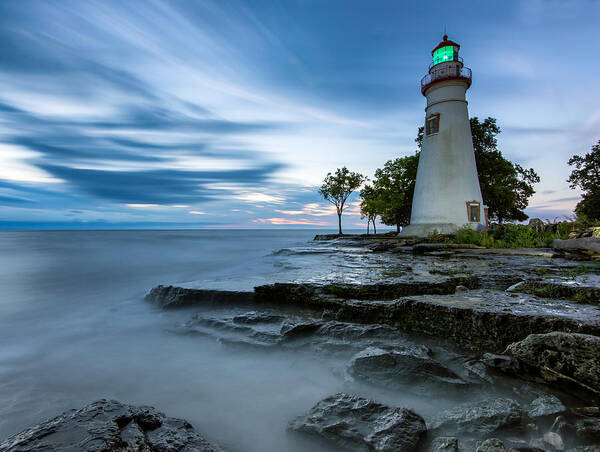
0,230,578,451
0,229,398,452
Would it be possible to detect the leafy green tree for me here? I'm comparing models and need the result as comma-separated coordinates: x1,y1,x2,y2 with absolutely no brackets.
372,155,420,232
416,117,540,223
319,167,366,234
568,140,600,223
360,184,385,234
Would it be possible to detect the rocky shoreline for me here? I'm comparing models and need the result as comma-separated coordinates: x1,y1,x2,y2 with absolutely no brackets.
3,235,600,452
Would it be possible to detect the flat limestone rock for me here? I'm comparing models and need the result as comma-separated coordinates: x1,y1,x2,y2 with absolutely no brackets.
553,238,600,256
505,332,600,394
348,346,465,389
428,398,525,436
0,399,221,452
289,392,426,452
146,285,254,309
506,280,600,305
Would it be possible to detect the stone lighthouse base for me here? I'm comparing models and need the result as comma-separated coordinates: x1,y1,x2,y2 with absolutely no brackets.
398,222,485,238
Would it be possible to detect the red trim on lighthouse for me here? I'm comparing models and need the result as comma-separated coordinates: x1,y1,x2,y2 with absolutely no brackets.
431,34,460,55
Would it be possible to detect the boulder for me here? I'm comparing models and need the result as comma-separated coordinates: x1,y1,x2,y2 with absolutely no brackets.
0,399,221,452
476,438,511,452
348,346,465,389
505,332,600,394
428,398,525,435
528,394,566,418
289,393,426,452
430,436,460,451
553,238,600,259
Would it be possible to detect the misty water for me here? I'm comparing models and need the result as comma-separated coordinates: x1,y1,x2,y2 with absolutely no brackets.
0,230,577,451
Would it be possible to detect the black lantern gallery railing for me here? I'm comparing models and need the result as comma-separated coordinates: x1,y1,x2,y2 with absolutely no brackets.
421,65,472,94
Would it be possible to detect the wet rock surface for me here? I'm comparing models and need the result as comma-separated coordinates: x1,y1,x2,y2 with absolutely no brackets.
348,346,465,390
507,280,600,305
506,332,600,394
140,236,600,451
0,399,221,452
430,436,460,451
146,285,254,309
288,393,426,452
428,398,526,436
528,394,566,418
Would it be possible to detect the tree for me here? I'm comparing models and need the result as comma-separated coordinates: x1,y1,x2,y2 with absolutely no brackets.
360,184,385,234
416,116,539,223
568,140,600,223
372,155,420,232
319,167,366,234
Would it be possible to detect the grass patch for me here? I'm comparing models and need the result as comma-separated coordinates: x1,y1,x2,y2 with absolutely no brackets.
437,224,571,249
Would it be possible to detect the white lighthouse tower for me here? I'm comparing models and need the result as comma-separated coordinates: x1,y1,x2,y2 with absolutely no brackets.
399,35,486,237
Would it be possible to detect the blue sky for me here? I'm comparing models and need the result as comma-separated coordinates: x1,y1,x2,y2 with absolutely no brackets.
0,0,598,229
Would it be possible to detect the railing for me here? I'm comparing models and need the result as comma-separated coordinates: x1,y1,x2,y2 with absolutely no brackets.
428,56,463,71
420,65,472,94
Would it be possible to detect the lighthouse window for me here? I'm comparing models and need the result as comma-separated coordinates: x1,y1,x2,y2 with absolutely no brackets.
466,201,481,222
432,45,456,65
426,114,440,135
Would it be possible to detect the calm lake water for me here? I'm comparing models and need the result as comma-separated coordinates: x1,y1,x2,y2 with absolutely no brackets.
0,229,393,452
0,229,550,451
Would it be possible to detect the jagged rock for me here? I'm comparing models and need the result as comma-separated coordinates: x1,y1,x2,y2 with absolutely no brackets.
288,393,426,452
505,332,600,394
568,446,600,452
482,353,523,374
428,398,525,435
476,438,511,452
348,346,464,389
145,285,254,309
0,399,220,452
575,418,600,442
430,436,459,451
280,320,324,339
528,394,566,418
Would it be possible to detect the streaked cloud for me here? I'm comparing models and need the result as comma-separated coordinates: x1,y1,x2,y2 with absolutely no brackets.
0,0,597,228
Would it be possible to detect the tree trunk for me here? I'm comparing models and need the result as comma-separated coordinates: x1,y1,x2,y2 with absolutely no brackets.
338,213,342,235
396,223,400,233
366,220,370,235
373,219,377,234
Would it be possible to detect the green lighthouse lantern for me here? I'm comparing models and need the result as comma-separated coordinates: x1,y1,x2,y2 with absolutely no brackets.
431,35,460,66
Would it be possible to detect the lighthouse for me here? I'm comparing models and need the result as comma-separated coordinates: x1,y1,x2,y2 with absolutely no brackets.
399,35,486,237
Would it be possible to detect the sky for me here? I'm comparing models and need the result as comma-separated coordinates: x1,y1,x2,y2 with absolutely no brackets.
0,0,599,230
